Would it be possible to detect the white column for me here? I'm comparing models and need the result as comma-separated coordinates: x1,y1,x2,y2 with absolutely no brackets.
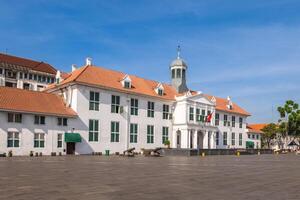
187,129,190,149
211,132,216,149
193,130,198,149
203,130,208,149
125,97,130,150
180,129,189,149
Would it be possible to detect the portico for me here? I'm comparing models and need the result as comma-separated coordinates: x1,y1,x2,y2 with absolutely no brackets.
173,124,217,149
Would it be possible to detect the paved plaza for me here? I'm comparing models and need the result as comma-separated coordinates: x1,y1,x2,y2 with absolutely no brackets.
0,154,300,200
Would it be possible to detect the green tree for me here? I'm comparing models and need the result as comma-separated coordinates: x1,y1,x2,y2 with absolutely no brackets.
277,100,300,137
261,123,277,149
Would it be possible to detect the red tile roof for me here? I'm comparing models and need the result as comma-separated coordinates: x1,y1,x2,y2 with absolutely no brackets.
203,94,251,116
247,124,268,134
0,87,76,117
0,53,57,75
46,65,250,115
61,72,70,79
47,65,178,100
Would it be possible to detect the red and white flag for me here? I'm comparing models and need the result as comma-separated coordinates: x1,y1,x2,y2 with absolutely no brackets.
206,111,214,122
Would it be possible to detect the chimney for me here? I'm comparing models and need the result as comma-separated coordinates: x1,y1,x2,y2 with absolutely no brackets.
86,57,92,66
227,96,231,102
71,64,77,72
55,70,61,84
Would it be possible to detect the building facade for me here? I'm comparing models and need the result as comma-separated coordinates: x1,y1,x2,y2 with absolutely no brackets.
0,53,64,91
0,52,255,156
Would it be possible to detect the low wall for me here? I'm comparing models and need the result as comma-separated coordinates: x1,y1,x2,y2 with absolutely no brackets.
161,148,273,156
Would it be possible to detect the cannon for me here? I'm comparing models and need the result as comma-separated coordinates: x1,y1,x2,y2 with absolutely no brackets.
122,147,135,157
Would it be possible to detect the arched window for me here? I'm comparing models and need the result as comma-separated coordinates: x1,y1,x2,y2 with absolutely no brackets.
182,69,186,79
172,69,175,78
176,69,181,78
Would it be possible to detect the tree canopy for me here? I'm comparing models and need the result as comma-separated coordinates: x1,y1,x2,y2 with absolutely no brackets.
261,123,278,148
277,100,300,137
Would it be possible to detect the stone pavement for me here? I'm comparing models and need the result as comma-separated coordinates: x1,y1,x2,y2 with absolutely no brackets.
0,154,299,200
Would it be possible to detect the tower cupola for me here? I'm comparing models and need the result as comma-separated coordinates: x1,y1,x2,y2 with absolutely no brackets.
170,45,189,93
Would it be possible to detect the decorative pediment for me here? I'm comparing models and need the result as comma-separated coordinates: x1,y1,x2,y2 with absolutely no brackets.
210,96,216,105
189,93,214,105
186,90,193,97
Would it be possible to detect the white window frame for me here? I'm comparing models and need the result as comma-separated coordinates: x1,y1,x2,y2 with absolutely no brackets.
215,113,219,126
34,115,46,125
223,132,227,146
147,125,154,144
162,127,169,144
130,98,138,116
216,132,219,146
111,121,120,142
147,101,154,118
231,132,235,146
89,119,99,142
7,113,22,123
239,133,243,146
189,107,194,121
57,133,63,148
89,91,100,111
130,123,138,143
163,104,170,120
34,133,45,148
111,95,120,113
7,132,20,148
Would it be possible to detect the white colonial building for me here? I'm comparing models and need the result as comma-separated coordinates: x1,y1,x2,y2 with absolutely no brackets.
0,50,256,156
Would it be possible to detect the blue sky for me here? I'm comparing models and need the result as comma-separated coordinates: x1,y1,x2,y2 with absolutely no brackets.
1,0,300,123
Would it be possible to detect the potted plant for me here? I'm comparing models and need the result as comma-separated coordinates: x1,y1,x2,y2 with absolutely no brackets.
30,151,34,157
164,140,171,148
8,150,13,157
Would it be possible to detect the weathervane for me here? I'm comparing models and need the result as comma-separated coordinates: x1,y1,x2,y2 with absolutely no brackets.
177,45,181,59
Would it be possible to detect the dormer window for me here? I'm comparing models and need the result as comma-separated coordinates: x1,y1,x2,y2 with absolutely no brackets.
155,83,164,96
124,81,131,88
158,88,163,96
226,96,233,110
121,74,131,89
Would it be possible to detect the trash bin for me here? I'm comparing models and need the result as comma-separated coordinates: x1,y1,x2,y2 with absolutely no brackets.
105,150,110,156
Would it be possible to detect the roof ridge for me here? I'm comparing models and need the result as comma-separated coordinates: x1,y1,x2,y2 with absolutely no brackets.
73,65,90,82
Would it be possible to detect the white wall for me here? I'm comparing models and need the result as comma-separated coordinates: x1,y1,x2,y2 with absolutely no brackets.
0,112,80,156
246,132,262,149
215,111,248,149
68,85,173,154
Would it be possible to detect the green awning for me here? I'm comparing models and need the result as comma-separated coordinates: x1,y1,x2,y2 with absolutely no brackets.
246,141,254,149
65,133,82,143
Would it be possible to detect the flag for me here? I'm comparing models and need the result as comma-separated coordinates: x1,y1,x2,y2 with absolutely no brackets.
206,111,214,122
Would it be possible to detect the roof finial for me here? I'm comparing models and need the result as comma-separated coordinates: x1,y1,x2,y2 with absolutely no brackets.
177,45,181,59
